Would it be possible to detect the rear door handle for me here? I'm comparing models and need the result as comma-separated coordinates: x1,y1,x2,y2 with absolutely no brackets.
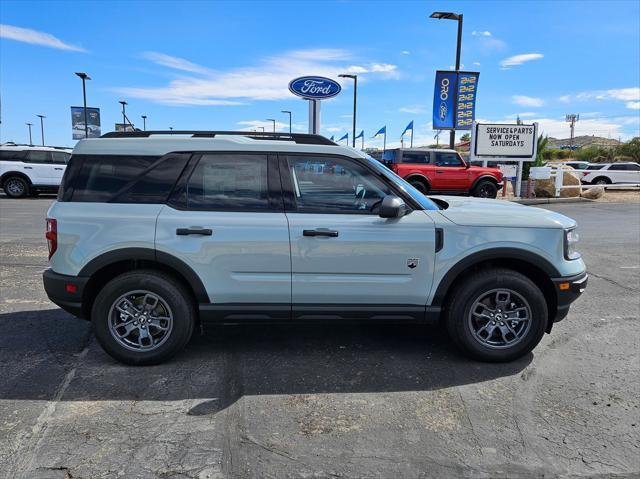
303,229,339,237
436,170,445,174
23,166,32,170
54,167,64,170
176,227,212,236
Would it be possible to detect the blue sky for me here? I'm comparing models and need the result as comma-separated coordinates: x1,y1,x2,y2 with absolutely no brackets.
1,0,639,148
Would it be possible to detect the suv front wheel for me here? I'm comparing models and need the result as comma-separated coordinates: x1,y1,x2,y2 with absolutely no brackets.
92,270,195,365
445,268,547,362
3,176,30,198
472,180,498,198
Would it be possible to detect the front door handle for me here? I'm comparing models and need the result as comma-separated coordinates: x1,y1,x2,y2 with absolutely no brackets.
23,166,33,170
436,170,445,174
54,167,64,170
303,229,339,237
176,227,213,236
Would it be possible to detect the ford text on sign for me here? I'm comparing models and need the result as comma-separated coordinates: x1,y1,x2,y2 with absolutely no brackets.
432,71,457,129
474,123,537,159
289,76,341,100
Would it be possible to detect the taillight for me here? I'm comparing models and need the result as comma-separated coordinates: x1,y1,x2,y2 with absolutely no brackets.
46,218,57,259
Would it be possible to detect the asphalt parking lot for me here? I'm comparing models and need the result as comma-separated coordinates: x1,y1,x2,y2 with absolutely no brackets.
0,197,638,479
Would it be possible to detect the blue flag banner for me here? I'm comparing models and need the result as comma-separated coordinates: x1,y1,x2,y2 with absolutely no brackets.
373,126,386,137
433,70,479,130
338,133,349,142
330,135,335,141
455,72,479,130
355,130,364,140
401,120,413,137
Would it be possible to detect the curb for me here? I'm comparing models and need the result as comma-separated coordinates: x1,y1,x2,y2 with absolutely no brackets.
511,197,596,205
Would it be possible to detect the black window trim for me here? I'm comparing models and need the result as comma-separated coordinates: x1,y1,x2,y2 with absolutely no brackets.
167,151,283,213
278,152,421,215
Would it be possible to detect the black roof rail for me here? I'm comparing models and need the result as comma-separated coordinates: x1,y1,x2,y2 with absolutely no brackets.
100,130,337,146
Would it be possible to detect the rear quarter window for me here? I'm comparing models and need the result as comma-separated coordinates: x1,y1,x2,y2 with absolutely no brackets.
61,154,189,203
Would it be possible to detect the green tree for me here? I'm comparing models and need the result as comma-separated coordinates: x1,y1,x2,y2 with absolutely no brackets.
614,137,640,162
460,133,471,142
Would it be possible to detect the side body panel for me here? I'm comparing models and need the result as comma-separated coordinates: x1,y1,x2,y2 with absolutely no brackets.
155,206,291,304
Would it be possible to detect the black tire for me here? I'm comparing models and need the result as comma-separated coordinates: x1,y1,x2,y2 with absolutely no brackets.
3,176,30,198
444,268,548,362
592,176,611,186
409,178,429,194
472,180,498,198
91,270,195,365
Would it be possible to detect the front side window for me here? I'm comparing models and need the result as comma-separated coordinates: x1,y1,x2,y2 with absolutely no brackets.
52,152,70,164
586,164,605,170
25,151,52,164
287,155,392,214
186,154,269,210
434,152,463,167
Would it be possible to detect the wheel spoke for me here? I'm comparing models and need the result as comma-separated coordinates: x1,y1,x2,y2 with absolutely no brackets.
148,318,170,331
472,302,495,321
114,321,138,338
138,326,154,348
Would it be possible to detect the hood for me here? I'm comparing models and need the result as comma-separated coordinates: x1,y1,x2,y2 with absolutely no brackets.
431,196,577,229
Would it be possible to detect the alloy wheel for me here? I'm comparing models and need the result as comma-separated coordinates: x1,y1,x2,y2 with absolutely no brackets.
108,290,174,352
467,288,532,349
6,179,25,197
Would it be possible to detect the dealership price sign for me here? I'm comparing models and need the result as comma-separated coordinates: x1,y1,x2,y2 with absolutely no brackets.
432,71,479,130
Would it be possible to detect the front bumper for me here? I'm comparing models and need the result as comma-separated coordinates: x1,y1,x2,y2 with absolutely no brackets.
551,271,588,322
43,268,89,318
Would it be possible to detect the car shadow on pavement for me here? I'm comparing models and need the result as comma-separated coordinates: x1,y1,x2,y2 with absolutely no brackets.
0,309,532,414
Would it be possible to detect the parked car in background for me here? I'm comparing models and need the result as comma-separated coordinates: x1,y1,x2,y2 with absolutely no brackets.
0,143,71,198
381,148,503,198
43,131,586,365
581,162,640,185
565,161,590,170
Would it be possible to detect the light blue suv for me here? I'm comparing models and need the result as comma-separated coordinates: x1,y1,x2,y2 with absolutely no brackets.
43,131,587,365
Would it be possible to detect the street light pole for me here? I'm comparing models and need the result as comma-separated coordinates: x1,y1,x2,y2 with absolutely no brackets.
75,72,91,138
141,115,147,131
26,123,33,146
119,101,128,131
339,74,357,147
430,11,463,149
281,110,292,133
266,119,276,132
37,115,46,146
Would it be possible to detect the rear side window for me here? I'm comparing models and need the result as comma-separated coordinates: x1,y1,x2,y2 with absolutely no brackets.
63,154,188,203
402,151,430,164
25,151,52,163
51,152,70,164
586,164,605,170
185,154,269,210
435,152,463,167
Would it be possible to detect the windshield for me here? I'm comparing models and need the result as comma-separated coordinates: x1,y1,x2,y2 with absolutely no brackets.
359,153,440,210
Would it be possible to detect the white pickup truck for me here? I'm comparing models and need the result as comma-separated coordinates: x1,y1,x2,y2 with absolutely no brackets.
0,143,72,198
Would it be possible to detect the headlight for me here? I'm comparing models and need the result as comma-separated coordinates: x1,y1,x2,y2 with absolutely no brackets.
564,228,581,260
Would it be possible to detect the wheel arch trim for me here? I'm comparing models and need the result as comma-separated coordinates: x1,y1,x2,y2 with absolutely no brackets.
431,247,561,307
78,247,209,303
0,171,33,187
470,175,500,190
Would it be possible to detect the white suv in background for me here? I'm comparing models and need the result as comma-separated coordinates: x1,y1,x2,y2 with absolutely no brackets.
0,143,71,198
581,162,640,185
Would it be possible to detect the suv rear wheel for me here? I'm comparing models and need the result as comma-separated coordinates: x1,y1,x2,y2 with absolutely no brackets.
92,270,195,365
472,180,498,198
592,176,611,185
445,268,547,362
3,176,30,198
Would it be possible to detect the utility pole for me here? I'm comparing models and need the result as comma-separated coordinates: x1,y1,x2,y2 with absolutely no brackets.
266,118,276,132
119,101,128,131
338,74,358,147
37,115,46,146
281,110,292,133
566,114,579,151
141,115,147,131
75,72,91,138
26,123,33,145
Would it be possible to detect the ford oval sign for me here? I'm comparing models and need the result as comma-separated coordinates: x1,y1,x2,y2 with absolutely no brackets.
288,76,341,100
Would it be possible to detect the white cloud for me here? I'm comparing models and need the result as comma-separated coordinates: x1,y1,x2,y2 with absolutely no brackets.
558,95,571,103
626,101,640,110
472,61,481,66
505,112,537,119
559,87,640,109
512,95,544,107
472,30,492,37
325,127,342,133
399,105,427,114
237,120,304,132
500,53,543,67
116,49,399,105
401,50,410,55
0,24,86,52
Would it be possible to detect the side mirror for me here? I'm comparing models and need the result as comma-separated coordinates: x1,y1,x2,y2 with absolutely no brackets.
379,195,407,218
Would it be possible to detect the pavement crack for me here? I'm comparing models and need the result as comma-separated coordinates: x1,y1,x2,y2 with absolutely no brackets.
588,271,640,293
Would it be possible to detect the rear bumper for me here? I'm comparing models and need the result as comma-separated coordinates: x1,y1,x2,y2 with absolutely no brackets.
43,269,88,318
552,271,588,322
